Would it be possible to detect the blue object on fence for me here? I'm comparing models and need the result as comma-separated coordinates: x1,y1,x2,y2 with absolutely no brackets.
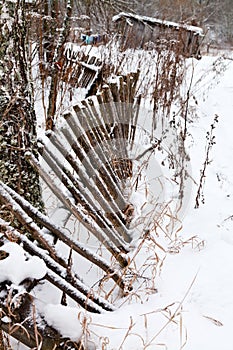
81,33,102,45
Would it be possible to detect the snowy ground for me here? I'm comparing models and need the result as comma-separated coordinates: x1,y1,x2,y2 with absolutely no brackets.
9,50,233,349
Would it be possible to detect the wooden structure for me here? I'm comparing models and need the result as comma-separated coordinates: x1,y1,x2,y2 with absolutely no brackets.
39,73,141,247
61,48,103,91
0,72,155,348
113,12,204,59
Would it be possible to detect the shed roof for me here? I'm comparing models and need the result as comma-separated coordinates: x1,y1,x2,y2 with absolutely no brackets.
112,12,203,36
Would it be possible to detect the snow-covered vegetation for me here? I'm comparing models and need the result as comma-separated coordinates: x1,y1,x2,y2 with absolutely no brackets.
0,1,233,349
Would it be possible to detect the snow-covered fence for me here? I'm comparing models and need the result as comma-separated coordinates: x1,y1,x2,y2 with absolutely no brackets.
0,74,148,348
0,44,193,347
38,75,140,250
61,48,103,89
